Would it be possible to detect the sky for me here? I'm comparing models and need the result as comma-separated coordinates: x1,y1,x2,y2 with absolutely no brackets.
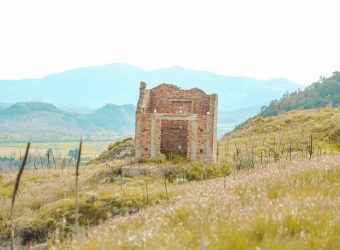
0,0,339,84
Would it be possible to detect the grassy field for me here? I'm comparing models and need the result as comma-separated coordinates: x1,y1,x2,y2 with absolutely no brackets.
0,159,207,248
0,141,110,160
1,107,339,249
0,152,339,248
67,154,340,249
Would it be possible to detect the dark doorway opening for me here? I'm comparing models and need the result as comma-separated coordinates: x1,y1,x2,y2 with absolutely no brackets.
160,120,188,159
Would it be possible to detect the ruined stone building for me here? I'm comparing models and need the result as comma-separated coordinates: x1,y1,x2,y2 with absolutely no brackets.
135,82,218,161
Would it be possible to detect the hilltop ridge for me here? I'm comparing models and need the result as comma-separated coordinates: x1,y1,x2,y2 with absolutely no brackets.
0,102,62,115
0,63,300,136
260,71,340,117
0,102,135,141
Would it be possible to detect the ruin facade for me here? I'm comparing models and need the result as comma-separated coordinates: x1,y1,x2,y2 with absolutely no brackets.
135,82,218,161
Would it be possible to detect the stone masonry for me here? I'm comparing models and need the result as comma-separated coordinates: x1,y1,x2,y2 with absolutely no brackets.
135,82,218,161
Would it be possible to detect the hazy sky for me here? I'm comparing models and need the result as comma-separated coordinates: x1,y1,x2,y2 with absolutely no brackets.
0,0,339,84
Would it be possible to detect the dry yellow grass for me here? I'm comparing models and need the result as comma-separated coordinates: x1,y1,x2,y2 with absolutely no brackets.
0,141,109,159
67,154,340,249
0,161,193,248
219,107,340,163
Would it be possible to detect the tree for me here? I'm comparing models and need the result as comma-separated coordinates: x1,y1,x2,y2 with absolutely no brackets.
68,149,79,160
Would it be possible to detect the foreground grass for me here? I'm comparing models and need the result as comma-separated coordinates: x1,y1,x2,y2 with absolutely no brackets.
67,154,340,249
0,161,194,247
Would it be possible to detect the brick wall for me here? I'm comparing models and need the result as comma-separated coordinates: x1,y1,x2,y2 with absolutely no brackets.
160,120,188,154
150,84,210,115
135,82,217,162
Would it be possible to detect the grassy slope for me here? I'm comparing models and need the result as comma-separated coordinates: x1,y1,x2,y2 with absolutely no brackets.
0,135,230,249
0,161,203,247
1,107,339,248
68,154,340,249
220,107,340,160
1,151,339,249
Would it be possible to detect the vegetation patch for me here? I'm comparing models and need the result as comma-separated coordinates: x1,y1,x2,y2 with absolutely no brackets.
92,137,135,163
221,107,340,166
67,154,340,249
0,161,179,248
260,71,340,117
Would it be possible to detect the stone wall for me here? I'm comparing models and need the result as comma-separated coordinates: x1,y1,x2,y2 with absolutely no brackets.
135,82,218,162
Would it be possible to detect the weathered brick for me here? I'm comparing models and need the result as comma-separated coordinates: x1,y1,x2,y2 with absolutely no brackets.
135,82,218,161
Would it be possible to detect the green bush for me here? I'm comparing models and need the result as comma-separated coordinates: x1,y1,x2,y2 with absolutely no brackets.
164,162,230,182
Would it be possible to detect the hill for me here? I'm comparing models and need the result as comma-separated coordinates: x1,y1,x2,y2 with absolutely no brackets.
0,102,62,116
0,63,301,133
0,102,135,142
86,104,135,133
0,102,93,135
1,153,339,249
68,155,340,249
260,71,340,117
220,107,340,164
0,103,11,112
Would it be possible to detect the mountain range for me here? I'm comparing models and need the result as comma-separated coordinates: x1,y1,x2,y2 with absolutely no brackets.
0,64,300,110
0,64,302,140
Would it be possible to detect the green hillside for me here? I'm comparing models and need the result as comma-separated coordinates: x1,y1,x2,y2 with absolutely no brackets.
260,71,340,117
0,102,61,116
0,102,93,136
0,102,135,142
220,107,340,163
87,104,135,133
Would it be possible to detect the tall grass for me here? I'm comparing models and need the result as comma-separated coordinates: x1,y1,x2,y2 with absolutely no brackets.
9,141,30,250
75,139,82,238
220,107,340,165
164,166,169,204
68,154,340,249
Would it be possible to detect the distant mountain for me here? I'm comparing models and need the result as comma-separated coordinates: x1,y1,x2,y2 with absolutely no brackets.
86,104,135,133
0,102,135,142
0,64,300,113
1,102,61,116
55,104,96,114
216,104,264,137
219,104,264,125
0,103,11,111
0,64,301,135
260,71,340,117
0,102,94,135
